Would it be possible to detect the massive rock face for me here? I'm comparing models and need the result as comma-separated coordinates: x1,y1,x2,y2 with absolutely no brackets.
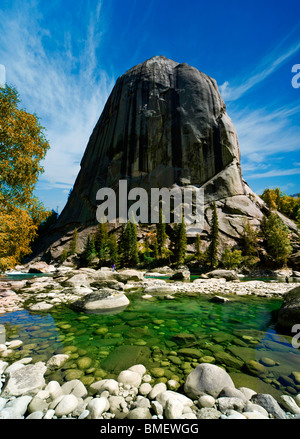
34,55,288,261
55,56,263,236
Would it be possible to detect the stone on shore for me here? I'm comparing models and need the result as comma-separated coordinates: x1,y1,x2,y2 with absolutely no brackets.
117,370,142,388
126,407,152,419
184,363,235,399
164,398,184,419
87,397,109,419
250,393,286,419
206,269,239,281
2,362,47,397
28,262,55,273
89,379,119,396
54,394,79,417
155,390,193,409
279,395,300,414
70,289,129,312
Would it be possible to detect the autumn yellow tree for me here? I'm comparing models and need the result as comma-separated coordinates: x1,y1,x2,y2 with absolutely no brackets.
260,188,300,225
0,85,50,271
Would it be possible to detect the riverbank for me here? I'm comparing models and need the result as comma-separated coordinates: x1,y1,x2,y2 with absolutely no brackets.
1,353,300,419
0,266,299,315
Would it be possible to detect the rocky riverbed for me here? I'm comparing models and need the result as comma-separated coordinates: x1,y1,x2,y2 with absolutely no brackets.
0,266,300,419
1,352,300,420
0,266,298,315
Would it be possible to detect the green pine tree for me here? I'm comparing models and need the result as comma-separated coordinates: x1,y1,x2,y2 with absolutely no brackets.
173,219,187,266
207,202,219,268
69,228,78,255
128,221,139,266
152,235,159,261
95,222,109,264
144,237,151,257
82,234,96,266
118,221,139,267
118,223,129,266
108,233,119,268
240,218,259,267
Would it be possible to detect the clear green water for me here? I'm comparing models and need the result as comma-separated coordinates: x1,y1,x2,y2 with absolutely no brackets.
1,293,300,397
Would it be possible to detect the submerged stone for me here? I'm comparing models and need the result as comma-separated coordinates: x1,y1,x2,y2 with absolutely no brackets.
150,368,165,378
260,357,276,367
214,351,244,369
101,345,151,373
63,369,84,381
177,348,202,358
200,356,215,364
244,360,268,378
77,356,93,370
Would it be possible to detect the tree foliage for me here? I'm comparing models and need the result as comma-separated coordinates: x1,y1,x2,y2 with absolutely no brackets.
95,222,109,265
69,228,78,255
221,246,243,269
81,234,97,266
119,221,139,267
108,233,119,268
261,188,300,225
261,213,292,267
206,202,219,268
172,219,187,266
0,85,50,271
240,218,260,267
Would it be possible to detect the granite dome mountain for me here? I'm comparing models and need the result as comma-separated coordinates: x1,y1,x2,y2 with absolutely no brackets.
32,56,297,261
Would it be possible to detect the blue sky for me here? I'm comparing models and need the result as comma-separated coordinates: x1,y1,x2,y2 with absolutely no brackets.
0,0,299,212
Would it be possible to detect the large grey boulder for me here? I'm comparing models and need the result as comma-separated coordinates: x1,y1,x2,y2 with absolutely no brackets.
155,390,193,409
206,269,239,281
2,362,47,397
184,363,235,399
113,270,144,283
86,269,143,284
28,261,55,273
70,289,129,313
277,286,300,331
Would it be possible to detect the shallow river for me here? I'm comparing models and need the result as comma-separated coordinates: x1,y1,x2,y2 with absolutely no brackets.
1,292,299,398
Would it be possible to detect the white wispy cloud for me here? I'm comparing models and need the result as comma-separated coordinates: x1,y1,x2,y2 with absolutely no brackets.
0,1,114,190
247,167,300,179
220,30,300,101
229,103,300,173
